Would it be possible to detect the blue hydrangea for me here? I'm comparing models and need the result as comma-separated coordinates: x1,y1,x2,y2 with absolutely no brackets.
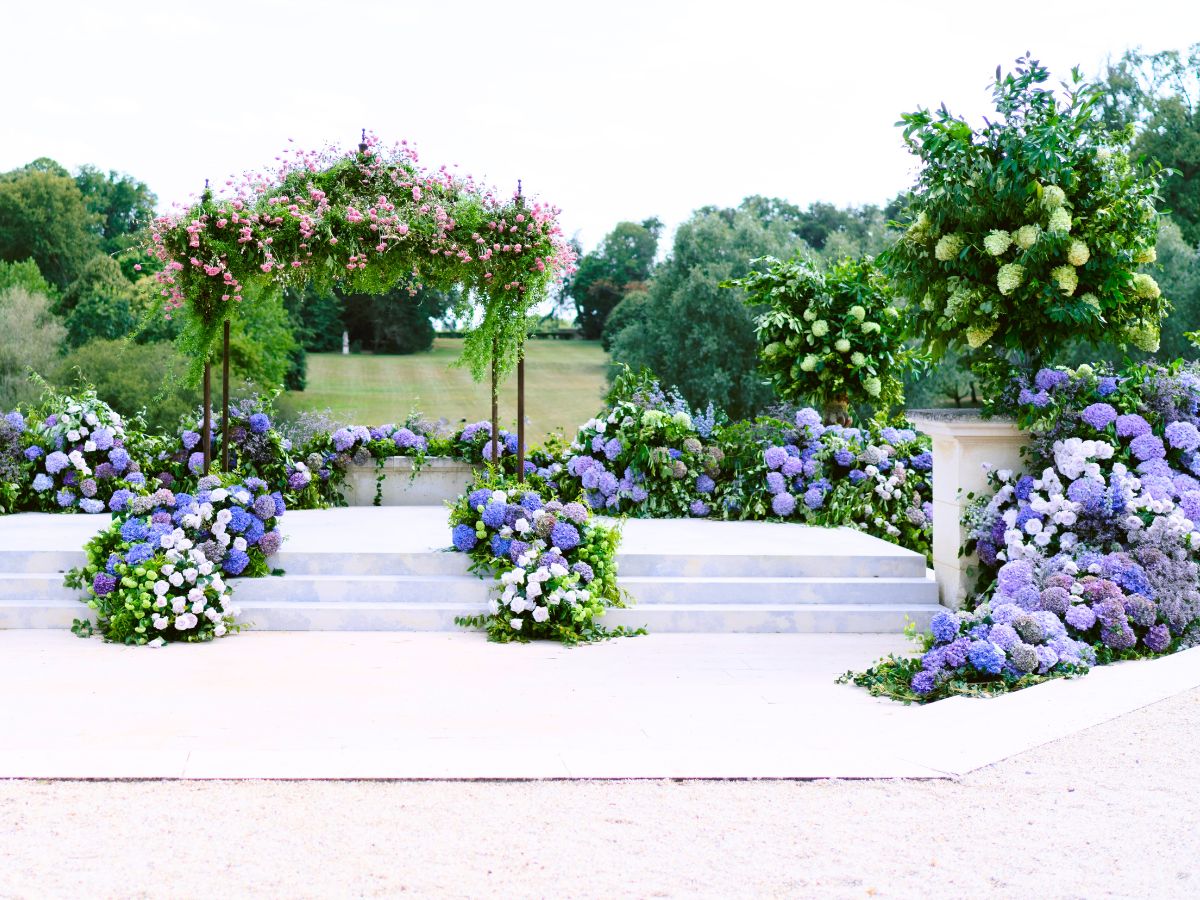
1165,420,1200,451
108,448,131,472
55,489,75,508
120,518,149,542
32,473,53,492
1115,414,1151,439
967,640,1005,675
910,671,937,695
248,413,270,434
771,492,796,516
1035,368,1070,391
222,549,250,575
908,451,933,471
695,474,715,494
482,502,507,528
1080,403,1118,431
1096,377,1119,397
571,561,595,583
929,610,959,643
452,524,478,552
24,446,43,461
181,430,201,450
766,471,786,495
79,498,105,514
124,542,155,566
795,409,821,428
689,499,710,517
803,486,825,509
764,446,788,470
1129,433,1166,461
550,521,581,551
603,437,621,461
45,451,69,474
834,449,856,467
108,489,133,512
227,507,253,534
490,533,511,558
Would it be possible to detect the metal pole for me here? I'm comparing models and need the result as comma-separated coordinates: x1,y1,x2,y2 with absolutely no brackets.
221,319,231,472
517,340,525,483
202,363,212,474
490,335,500,472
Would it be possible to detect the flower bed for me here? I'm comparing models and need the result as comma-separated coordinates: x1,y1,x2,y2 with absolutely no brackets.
847,363,1200,702
447,473,634,645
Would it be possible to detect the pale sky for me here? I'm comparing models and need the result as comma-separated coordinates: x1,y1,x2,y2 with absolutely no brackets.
3,0,1197,252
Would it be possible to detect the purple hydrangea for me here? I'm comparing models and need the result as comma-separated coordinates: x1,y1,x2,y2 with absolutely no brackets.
1164,420,1200,451
764,446,788,470
181,430,201,450
834,449,856,467
795,409,821,428
1129,433,1165,461
803,486,825,509
481,502,507,529
910,671,937,695
32,473,53,492
766,471,786,494
222,549,250,575
45,451,69,474
258,529,282,556
967,640,1005,674
689,499,710,517
1035,368,1070,391
188,452,206,474
930,610,959,643
1064,604,1097,631
108,448,131,472
695,474,715,494
92,571,117,596
571,561,595,583
781,457,804,477
91,428,114,451
79,498,105,514
1080,403,1118,431
771,492,796,517
248,413,270,434
24,445,43,461
603,437,621,461
562,502,588,524
1115,414,1151,439
550,521,580,551
55,489,75,508
467,488,492,511
1144,624,1171,653
108,489,133,512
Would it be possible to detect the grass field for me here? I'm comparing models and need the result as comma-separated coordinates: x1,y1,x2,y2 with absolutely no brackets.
281,338,610,442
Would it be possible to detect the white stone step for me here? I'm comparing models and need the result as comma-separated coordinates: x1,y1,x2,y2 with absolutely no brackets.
605,603,942,633
621,574,937,605
232,574,487,604
0,598,91,629
236,601,485,632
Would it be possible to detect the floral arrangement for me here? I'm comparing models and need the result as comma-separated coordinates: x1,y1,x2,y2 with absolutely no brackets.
883,57,1168,398
559,368,721,517
147,135,575,391
727,255,915,422
716,409,933,557
22,387,147,514
1,410,28,514
447,473,633,645
66,473,285,645
848,362,1200,702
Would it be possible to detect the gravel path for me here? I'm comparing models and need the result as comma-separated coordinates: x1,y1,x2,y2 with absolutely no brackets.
2,688,1198,899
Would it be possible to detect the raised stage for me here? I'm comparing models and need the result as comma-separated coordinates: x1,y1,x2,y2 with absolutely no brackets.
0,508,941,633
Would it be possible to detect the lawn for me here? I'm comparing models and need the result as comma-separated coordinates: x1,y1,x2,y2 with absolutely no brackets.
281,338,610,443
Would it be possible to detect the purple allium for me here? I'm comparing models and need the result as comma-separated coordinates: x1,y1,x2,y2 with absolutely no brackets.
930,610,959,643
771,492,796,517
764,446,788,470
452,524,477,552
1080,403,1118,431
689,499,710,517
1130,433,1166,461
1115,414,1151,439
695,474,715,494
181,430,201,450
92,571,117,596
571,561,595,583
550,521,580,551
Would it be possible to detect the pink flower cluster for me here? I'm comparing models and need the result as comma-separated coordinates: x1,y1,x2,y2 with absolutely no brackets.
148,133,577,318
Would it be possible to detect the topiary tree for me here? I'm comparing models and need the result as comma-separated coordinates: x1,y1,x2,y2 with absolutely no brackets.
727,255,916,423
882,57,1169,401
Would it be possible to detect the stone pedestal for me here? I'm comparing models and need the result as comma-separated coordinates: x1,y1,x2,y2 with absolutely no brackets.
341,457,476,506
907,410,1029,609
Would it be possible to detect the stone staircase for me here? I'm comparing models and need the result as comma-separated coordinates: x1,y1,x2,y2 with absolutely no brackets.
0,508,941,633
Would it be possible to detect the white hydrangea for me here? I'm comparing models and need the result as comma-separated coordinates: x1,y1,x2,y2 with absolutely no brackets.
983,230,1012,256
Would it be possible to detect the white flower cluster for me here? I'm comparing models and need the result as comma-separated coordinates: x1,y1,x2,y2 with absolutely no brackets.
39,392,126,446
493,540,592,630
148,547,236,640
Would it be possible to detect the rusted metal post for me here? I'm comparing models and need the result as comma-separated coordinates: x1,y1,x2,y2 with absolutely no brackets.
490,335,500,471
202,363,212,474
221,319,231,471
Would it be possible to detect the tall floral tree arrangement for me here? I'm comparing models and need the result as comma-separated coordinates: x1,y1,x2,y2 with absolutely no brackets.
883,57,1168,402
728,255,915,423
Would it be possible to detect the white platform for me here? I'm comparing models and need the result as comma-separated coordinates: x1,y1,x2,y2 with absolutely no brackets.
340,457,476,506
0,508,941,633
0,629,1197,779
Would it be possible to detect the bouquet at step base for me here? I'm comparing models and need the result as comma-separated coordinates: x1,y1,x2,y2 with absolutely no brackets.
448,476,629,644
66,474,285,645
22,388,149,514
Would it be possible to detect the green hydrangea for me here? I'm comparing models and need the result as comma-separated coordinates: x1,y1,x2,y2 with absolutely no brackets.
997,263,1025,296
1067,240,1090,266
1013,224,1041,250
1041,184,1067,208
835,338,851,353
983,230,1012,256
1047,207,1072,233
934,233,965,262
811,319,829,337
965,323,997,348
1051,265,1078,296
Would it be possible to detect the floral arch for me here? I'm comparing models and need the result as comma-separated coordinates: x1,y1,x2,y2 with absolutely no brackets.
147,132,575,477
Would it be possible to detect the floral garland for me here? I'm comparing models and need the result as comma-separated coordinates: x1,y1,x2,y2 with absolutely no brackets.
147,135,576,386
66,473,285,645
447,474,632,645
